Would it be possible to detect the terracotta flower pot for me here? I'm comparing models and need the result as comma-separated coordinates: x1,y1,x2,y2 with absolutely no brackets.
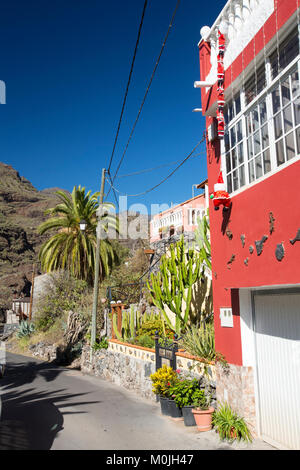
192,407,214,432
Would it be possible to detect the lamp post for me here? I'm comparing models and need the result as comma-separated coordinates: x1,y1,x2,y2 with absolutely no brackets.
90,168,106,357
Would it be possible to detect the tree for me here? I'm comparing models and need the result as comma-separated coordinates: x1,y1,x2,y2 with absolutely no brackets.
38,186,118,285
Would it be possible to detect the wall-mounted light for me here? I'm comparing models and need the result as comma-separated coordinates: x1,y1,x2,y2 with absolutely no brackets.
79,220,87,232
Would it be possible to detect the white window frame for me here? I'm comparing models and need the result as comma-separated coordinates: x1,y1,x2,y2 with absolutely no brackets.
221,55,300,196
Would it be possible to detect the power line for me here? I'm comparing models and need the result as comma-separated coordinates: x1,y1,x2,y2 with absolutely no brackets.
107,170,120,211
106,0,181,200
106,136,205,198
116,152,206,179
107,0,148,174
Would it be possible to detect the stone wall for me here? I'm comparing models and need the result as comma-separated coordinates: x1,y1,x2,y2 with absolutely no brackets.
81,343,156,401
81,340,217,404
216,363,257,435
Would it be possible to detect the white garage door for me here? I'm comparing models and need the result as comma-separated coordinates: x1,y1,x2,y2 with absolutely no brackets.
254,291,300,449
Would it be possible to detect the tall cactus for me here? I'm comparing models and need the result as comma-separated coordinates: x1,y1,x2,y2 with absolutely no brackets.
112,305,162,342
146,236,202,335
194,211,211,272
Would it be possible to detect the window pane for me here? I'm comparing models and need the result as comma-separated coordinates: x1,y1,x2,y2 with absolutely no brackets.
260,100,267,125
246,114,252,134
272,87,281,114
261,124,269,149
254,131,261,155
228,104,234,122
236,120,242,142
227,174,232,193
249,160,255,183
291,69,299,99
281,76,291,106
285,131,295,160
253,107,259,131
226,153,231,172
293,101,300,125
283,104,293,133
274,113,283,139
225,132,230,152
263,149,271,174
247,138,253,159
255,155,263,179
276,139,285,166
235,95,241,115
238,142,244,164
296,127,300,154
232,147,237,169
230,127,236,147
232,170,239,191
239,165,245,187
257,64,266,94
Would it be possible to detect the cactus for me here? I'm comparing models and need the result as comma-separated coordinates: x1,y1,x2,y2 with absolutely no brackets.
194,211,211,272
146,236,202,335
112,305,162,342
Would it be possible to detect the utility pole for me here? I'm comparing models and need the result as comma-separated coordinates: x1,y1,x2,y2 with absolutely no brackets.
90,168,106,356
29,263,36,321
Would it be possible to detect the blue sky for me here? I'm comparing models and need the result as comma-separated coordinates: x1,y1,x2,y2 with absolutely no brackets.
0,0,224,213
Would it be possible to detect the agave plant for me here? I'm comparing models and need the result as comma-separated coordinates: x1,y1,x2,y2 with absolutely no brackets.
212,402,252,442
17,320,35,338
180,323,215,361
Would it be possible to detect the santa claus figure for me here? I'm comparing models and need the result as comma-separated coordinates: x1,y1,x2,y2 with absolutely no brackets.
210,172,231,210
216,108,225,137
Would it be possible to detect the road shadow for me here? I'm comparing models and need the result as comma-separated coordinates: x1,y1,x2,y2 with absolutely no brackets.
0,356,100,450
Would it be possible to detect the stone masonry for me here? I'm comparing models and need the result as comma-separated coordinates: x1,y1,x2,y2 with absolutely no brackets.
216,363,257,436
81,344,157,401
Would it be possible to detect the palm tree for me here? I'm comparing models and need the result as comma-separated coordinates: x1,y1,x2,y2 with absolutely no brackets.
38,186,118,285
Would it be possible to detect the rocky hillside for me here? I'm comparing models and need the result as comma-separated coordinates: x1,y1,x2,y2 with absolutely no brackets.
0,162,67,316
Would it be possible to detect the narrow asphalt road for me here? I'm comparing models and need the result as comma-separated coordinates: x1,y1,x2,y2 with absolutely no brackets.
0,352,273,450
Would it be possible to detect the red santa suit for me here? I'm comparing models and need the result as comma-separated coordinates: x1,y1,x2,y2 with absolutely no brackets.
211,172,231,210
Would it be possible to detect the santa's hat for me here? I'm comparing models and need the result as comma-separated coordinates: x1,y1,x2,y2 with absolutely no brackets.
214,172,226,191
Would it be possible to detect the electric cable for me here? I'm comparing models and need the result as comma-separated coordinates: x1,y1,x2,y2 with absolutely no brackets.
105,135,205,198
116,152,206,179
107,0,148,174
106,0,181,200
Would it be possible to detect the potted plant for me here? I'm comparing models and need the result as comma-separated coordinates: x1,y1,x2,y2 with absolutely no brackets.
192,391,214,432
150,365,177,416
169,378,200,426
212,403,252,442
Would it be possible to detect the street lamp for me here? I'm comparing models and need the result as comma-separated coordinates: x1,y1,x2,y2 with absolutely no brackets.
80,220,87,232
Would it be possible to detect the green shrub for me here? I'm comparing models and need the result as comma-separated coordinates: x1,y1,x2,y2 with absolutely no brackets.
93,337,109,351
168,378,200,407
17,320,35,338
135,335,155,349
136,319,173,340
35,272,92,332
212,403,252,442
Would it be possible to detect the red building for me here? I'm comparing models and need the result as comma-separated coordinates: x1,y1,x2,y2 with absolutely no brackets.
197,0,300,449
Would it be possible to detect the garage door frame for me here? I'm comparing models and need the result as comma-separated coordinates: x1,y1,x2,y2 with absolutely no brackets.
251,287,300,449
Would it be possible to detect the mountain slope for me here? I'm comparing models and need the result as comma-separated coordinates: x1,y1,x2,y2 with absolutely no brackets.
0,162,67,315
